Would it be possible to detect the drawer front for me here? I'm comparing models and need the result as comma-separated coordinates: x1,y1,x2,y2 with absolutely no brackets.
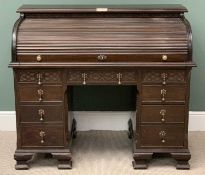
141,85,187,103
20,125,64,147
141,105,185,123
18,85,63,102
19,105,63,123
17,54,187,63
142,70,187,84
67,69,137,85
140,124,184,147
17,70,62,84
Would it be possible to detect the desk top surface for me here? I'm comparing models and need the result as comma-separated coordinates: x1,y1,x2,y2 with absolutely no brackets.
17,4,187,13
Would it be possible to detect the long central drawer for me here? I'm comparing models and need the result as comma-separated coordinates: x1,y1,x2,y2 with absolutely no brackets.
67,69,137,85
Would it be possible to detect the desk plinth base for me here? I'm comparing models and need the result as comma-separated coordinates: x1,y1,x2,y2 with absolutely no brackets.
14,150,72,170
52,153,72,169
133,151,191,170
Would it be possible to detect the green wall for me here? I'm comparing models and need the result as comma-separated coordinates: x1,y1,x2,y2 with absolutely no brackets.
0,0,204,111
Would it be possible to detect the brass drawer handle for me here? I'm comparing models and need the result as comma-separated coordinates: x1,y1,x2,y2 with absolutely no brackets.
160,89,167,101
162,55,168,61
82,73,87,85
36,55,42,62
38,109,45,121
39,131,46,144
159,130,166,143
117,73,122,85
161,73,168,85
97,54,107,61
160,109,166,122
37,89,44,102
37,73,43,85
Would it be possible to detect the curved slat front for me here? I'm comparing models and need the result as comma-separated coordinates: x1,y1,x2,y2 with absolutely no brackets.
16,17,189,62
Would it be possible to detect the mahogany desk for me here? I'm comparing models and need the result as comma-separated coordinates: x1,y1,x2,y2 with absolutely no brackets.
9,5,195,170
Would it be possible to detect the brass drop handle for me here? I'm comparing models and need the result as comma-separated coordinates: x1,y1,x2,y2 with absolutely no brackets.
160,109,166,122
161,73,168,85
38,109,45,121
97,54,107,61
162,55,168,61
117,73,122,85
159,130,166,143
37,89,44,102
160,89,167,102
37,73,43,85
82,73,87,85
36,55,42,62
39,131,46,144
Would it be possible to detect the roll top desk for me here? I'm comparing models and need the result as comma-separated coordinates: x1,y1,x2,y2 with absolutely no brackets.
9,5,195,170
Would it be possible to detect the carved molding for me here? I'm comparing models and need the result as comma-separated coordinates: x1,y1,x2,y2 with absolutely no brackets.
143,70,186,83
18,70,62,83
67,70,137,83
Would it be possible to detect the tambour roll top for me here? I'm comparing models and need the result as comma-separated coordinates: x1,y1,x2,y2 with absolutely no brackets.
13,5,192,63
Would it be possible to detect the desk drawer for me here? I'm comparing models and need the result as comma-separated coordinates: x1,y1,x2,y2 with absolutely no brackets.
18,85,63,102
141,105,185,123
142,70,187,84
67,69,137,85
17,54,187,63
140,124,184,147
19,105,63,123
20,125,64,147
17,70,62,84
141,85,187,103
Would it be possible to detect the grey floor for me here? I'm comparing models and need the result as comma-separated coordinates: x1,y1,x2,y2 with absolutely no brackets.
0,131,205,175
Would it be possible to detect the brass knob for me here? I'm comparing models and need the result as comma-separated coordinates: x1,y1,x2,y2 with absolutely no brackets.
38,109,45,121
97,54,107,61
161,73,168,85
162,55,168,61
39,131,46,144
161,139,166,143
37,89,44,102
82,73,87,85
161,118,165,122
160,89,167,101
37,73,43,85
36,55,42,62
117,73,122,85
